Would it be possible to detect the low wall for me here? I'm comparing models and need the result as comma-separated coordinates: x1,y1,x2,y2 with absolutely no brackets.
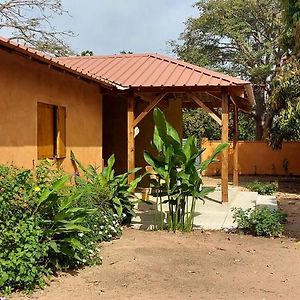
201,139,300,176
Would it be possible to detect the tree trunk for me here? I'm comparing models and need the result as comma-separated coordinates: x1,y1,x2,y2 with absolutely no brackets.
253,86,266,140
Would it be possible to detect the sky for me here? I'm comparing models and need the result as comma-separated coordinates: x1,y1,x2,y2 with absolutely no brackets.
55,0,198,56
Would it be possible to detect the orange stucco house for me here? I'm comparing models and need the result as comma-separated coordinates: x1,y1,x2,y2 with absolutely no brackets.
0,37,109,172
0,37,256,201
0,37,184,174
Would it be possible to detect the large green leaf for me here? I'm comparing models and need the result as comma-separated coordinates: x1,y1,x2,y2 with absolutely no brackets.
200,143,228,172
144,151,168,178
153,108,168,140
193,186,215,199
112,197,123,216
106,154,115,180
153,126,164,152
37,175,69,207
166,119,181,144
128,175,143,193
62,237,84,250
60,192,82,211
51,175,69,192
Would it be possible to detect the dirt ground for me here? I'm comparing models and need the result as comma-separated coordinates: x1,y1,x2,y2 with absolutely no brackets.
12,176,300,300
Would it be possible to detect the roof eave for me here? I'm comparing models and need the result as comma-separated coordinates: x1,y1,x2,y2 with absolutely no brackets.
0,38,120,90
244,84,256,106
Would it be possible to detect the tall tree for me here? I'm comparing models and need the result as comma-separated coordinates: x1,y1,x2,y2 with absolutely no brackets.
170,0,285,140
0,0,74,56
281,0,300,53
267,0,300,148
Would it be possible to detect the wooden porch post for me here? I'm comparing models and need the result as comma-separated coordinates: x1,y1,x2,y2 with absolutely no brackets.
233,103,239,186
221,90,229,202
127,95,135,182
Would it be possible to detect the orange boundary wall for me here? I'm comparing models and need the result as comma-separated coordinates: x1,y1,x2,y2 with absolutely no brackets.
201,139,300,176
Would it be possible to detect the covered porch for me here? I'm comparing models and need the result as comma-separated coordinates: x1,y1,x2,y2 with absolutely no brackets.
59,53,255,202
102,54,255,203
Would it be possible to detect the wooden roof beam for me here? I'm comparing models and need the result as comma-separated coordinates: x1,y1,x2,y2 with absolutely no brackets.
230,95,253,113
133,92,167,127
188,93,222,125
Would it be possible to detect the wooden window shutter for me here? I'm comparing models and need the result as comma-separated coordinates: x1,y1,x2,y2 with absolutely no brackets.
37,103,54,159
56,106,66,158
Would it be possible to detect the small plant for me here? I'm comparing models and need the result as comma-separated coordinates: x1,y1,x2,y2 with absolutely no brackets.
232,207,287,237
246,180,278,195
144,108,227,232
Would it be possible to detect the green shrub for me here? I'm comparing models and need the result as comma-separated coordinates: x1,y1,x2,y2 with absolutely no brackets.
0,165,49,293
75,182,123,246
36,176,98,270
246,181,278,195
0,218,49,294
0,161,119,295
71,151,143,224
232,207,287,237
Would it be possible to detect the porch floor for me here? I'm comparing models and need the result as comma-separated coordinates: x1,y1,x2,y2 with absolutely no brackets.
131,188,277,230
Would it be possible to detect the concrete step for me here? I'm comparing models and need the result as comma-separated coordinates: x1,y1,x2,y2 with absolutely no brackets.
256,195,278,210
222,191,258,230
208,186,239,204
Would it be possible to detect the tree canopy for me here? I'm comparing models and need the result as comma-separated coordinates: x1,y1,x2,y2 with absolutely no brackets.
267,0,300,148
183,109,255,141
281,0,300,53
0,0,74,56
171,0,285,140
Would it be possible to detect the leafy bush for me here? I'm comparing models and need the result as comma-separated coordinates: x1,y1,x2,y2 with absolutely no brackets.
75,181,123,247
71,151,143,224
232,207,287,237
36,176,98,270
0,161,121,295
0,218,49,294
246,181,278,195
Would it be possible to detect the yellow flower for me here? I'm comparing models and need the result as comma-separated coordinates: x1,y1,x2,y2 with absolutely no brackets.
34,186,41,192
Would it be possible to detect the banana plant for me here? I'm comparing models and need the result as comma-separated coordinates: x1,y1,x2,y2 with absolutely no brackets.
144,108,227,232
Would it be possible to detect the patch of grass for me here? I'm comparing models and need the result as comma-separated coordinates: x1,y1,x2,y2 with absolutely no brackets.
246,180,278,195
232,207,287,237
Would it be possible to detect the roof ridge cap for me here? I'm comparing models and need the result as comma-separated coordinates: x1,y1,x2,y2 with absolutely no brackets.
151,53,249,84
58,53,156,60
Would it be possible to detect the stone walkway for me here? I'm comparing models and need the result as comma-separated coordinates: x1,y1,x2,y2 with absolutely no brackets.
132,187,277,230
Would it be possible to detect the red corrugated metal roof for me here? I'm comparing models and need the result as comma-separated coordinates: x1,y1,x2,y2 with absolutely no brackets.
56,53,250,88
0,37,121,89
0,36,254,105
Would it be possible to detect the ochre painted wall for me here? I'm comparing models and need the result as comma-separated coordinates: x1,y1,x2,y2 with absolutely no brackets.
201,139,300,176
0,49,103,172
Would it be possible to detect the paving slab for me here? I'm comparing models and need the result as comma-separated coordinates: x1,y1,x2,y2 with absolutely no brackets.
256,195,278,210
222,191,257,229
131,188,258,230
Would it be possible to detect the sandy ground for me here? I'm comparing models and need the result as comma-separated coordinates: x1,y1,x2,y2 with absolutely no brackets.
11,176,300,300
